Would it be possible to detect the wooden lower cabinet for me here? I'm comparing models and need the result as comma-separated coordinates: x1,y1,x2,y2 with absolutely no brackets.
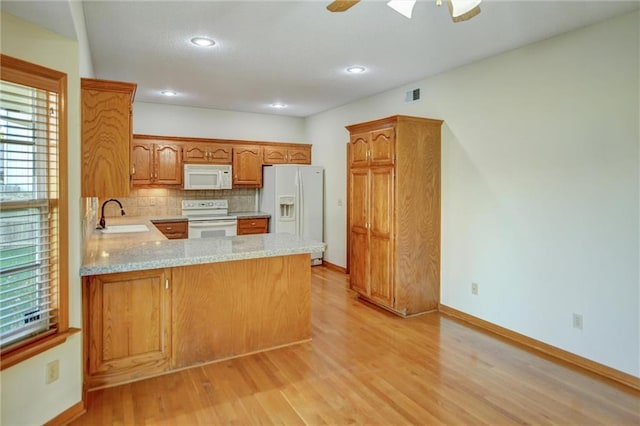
152,220,188,239
84,269,172,389
171,255,310,368
237,217,269,235
83,255,310,390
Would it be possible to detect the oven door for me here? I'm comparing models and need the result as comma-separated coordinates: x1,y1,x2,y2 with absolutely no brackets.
188,219,237,239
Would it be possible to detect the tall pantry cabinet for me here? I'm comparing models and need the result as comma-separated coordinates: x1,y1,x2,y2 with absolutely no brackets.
347,115,443,316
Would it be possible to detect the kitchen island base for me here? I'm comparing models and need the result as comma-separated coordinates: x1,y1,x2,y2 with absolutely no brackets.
84,254,311,390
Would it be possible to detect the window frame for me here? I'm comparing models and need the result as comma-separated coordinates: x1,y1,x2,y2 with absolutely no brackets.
0,54,75,370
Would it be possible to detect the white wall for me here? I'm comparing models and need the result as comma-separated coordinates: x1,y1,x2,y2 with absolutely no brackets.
306,11,639,377
69,0,94,78
0,12,83,425
134,102,306,142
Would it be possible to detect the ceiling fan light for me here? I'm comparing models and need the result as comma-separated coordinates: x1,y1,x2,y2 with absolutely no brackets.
387,0,417,19
447,0,481,22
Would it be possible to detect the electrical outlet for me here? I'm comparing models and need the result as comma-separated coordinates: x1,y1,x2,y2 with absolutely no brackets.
46,360,59,384
471,282,479,295
337,199,343,207
572,313,583,330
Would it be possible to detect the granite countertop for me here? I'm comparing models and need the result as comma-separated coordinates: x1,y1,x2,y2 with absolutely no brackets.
140,212,271,222
81,216,322,276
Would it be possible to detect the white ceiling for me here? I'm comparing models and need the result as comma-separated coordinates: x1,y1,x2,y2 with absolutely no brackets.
3,1,639,117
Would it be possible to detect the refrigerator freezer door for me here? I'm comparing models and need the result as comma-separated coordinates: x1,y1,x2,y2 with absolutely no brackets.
298,166,324,242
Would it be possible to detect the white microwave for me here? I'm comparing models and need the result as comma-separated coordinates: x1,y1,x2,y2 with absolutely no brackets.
183,164,232,190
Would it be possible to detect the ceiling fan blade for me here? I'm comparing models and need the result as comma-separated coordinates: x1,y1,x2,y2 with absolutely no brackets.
327,0,361,13
447,0,481,22
387,0,417,19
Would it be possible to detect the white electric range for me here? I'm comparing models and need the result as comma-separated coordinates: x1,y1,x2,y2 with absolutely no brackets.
181,199,237,239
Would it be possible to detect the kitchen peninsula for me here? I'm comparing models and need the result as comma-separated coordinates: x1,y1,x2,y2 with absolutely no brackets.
81,219,324,390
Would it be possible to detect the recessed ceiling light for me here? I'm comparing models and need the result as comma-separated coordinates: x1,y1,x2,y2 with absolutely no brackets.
346,66,366,74
190,37,216,47
270,102,287,109
160,90,177,97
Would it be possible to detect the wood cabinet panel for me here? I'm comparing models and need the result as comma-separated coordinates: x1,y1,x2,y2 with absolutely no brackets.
348,167,369,296
171,255,311,369
370,128,395,166
184,143,232,164
346,115,443,316
349,133,369,167
369,167,394,307
155,144,182,185
287,146,312,164
85,269,171,389
263,146,288,164
263,144,311,165
131,138,182,187
153,221,188,239
237,217,269,235
81,78,136,197
131,142,153,185
233,145,263,187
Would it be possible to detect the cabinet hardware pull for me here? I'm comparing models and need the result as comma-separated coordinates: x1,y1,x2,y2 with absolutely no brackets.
165,279,169,289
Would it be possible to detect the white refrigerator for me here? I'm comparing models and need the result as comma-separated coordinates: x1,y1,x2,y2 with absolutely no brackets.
260,165,324,265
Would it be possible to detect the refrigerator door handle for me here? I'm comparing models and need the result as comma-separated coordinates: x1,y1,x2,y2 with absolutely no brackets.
298,168,304,237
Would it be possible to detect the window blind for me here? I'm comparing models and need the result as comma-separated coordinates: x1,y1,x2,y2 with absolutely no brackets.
0,79,60,349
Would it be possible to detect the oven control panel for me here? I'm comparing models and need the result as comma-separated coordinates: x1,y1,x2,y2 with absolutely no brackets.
182,199,228,210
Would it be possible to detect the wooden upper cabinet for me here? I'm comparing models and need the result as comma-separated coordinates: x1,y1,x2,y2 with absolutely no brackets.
349,133,370,167
155,144,182,185
233,145,263,187
183,143,232,164
348,128,394,168
131,142,153,185
81,78,136,197
370,128,395,166
263,144,311,165
132,138,182,187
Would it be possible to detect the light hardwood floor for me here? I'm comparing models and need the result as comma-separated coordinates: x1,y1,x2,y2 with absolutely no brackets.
72,266,640,425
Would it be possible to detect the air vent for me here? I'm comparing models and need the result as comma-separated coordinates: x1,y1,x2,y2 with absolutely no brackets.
405,88,420,102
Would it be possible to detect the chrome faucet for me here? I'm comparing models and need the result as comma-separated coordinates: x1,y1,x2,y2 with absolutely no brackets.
97,199,125,229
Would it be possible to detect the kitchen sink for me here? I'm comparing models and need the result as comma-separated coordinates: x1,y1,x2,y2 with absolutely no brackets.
100,224,150,234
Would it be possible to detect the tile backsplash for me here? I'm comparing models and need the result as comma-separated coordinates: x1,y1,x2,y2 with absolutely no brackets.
98,188,258,218
81,188,258,247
